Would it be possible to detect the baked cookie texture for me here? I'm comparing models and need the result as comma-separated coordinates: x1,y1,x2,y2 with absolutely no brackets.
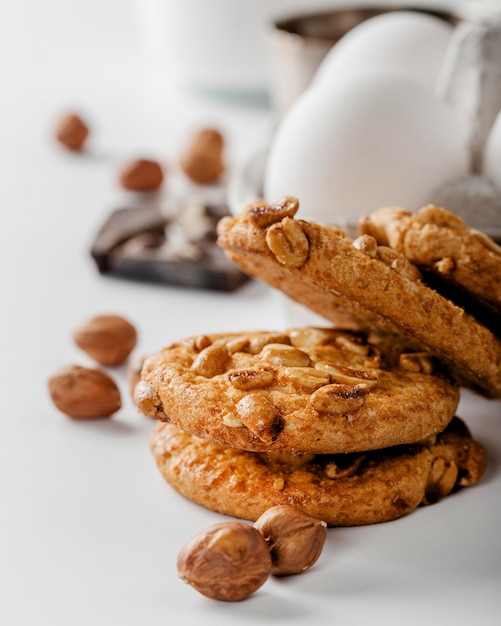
359,205,501,325
217,197,501,398
135,328,459,455
150,417,487,527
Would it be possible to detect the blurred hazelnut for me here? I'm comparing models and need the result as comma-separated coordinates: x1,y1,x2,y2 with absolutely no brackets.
55,113,89,151
73,314,137,366
180,128,225,184
119,159,164,192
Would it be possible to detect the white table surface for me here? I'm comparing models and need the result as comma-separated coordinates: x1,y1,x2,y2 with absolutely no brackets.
1,2,500,625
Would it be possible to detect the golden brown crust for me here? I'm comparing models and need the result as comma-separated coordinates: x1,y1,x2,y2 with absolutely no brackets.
149,417,487,527
135,327,459,455
359,205,501,321
217,198,501,398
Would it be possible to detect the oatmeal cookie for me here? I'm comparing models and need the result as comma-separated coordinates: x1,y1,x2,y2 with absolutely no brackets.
149,417,486,527
359,205,501,326
135,327,459,455
217,197,501,398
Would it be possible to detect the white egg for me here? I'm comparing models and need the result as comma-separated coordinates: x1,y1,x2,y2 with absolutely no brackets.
313,11,453,92
484,109,501,191
264,68,469,222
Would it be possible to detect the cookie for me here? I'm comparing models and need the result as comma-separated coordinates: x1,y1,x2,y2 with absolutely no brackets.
135,327,459,455
149,417,487,527
359,205,501,326
217,197,501,398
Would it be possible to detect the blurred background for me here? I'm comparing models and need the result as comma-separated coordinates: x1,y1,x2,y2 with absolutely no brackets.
0,1,498,166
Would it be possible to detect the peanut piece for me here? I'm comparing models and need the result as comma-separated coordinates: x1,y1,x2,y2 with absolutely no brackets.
280,367,330,391
399,352,435,374
424,456,458,504
315,361,378,388
266,217,309,268
228,367,275,390
260,343,311,367
248,333,291,354
310,383,368,414
334,335,370,356
244,196,299,227
191,344,230,377
352,234,378,258
235,393,281,442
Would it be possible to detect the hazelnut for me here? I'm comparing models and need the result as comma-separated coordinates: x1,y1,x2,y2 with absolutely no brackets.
176,521,272,601
55,113,89,151
48,364,121,419
119,159,164,192
254,505,327,576
180,128,225,184
73,314,137,366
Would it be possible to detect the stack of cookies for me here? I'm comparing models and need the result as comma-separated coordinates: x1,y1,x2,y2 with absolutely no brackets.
135,197,497,526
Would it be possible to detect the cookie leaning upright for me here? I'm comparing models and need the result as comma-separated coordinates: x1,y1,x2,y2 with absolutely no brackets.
217,197,501,398
359,205,501,331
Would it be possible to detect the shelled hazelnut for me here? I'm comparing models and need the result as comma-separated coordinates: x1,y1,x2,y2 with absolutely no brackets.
48,364,121,419
254,505,327,576
119,159,164,192
179,128,225,184
73,314,137,366
176,521,272,601
55,113,89,151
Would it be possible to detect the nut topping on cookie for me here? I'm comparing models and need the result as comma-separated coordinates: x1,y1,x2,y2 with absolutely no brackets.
324,455,366,479
225,336,250,354
266,217,309,268
244,196,299,226
352,234,379,257
424,456,458,504
191,344,230,377
260,343,311,367
235,394,282,442
315,362,379,388
228,367,275,390
280,367,331,391
248,333,291,354
334,334,371,356
310,383,369,414
399,352,435,374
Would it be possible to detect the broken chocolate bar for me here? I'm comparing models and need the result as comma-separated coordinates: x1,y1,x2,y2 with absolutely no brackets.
91,203,250,292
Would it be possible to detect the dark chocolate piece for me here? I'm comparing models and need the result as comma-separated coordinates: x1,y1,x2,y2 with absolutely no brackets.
91,204,250,292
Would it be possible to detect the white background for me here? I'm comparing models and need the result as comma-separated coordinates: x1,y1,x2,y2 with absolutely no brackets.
1,2,500,625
